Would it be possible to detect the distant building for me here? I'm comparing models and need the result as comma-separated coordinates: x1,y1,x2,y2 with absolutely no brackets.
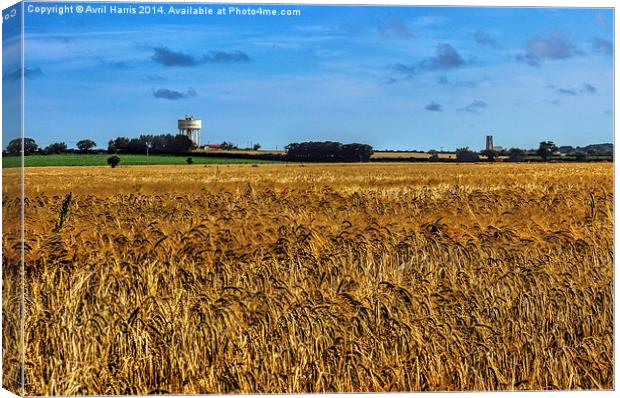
178,115,202,146
486,135,494,151
203,144,222,150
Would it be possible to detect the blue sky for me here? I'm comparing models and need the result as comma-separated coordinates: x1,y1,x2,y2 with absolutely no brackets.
3,2,614,151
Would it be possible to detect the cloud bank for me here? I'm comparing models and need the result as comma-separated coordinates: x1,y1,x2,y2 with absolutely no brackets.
378,17,415,39
592,37,613,55
425,101,443,112
152,87,197,100
393,43,466,77
461,100,487,113
151,47,251,66
473,30,498,48
547,83,597,96
516,34,580,66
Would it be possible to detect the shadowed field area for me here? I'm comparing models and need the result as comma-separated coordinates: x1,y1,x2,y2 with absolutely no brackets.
2,163,613,394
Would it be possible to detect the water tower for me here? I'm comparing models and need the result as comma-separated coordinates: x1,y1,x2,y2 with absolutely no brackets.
178,115,202,146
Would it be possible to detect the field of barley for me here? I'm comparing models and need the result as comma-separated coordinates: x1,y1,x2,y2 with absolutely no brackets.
2,162,614,395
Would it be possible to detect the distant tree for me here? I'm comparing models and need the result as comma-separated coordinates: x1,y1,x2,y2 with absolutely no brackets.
508,148,526,162
186,157,194,164
253,143,261,151
108,134,194,154
428,149,440,161
24,138,39,155
138,135,161,153
172,134,196,152
285,141,373,162
220,141,237,150
574,151,588,161
6,137,38,156
108,137,130,153
5,139,21,155
579,143,613,156
496,148,509,157
127,138,147,154
340,143,374,162
558,145,574,154
107,156,121,168
43,142,68,154
456,147,480,162
480,148,498,162
537,141,558,161
76,139,97,153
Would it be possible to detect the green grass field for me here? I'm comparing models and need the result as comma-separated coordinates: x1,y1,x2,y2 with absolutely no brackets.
2,154,280,168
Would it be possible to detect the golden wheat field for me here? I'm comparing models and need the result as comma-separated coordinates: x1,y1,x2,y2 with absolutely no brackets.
1,162,614,395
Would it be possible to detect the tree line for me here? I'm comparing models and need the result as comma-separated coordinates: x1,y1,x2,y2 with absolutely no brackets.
3,135,196,156
285,141,374,162
107,135,195,154
4,136,255,156
443,141,608,162
4,137,611,163
5,138,98,155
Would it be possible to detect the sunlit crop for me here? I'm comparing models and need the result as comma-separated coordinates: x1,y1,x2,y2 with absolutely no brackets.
2,162,613,394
